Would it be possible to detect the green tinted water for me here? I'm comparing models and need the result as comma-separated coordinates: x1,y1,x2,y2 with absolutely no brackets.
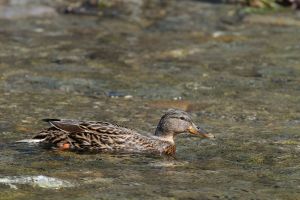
0,1,300,199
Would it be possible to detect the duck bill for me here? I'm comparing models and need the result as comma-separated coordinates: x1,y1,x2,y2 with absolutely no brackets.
188,123,215,139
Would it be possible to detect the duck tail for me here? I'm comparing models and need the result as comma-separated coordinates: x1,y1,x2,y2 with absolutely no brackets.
42,118,61,123
16,138,45,143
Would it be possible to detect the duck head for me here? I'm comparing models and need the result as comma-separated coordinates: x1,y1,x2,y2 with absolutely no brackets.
155,109,215,142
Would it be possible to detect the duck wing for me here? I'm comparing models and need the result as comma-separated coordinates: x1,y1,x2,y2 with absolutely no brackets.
42,118,84,133
34,119,143,151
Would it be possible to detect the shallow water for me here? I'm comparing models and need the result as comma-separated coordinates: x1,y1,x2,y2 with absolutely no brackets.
0,0,300,199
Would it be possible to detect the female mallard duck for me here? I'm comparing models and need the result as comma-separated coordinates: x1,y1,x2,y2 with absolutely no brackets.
28,109,214,155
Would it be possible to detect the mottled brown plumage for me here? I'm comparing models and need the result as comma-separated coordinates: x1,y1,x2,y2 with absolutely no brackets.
31,109,214,155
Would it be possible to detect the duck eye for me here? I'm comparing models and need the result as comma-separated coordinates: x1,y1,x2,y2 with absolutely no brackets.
180,117,185,120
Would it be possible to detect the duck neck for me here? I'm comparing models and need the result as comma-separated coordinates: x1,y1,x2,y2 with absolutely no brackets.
155,129,175,144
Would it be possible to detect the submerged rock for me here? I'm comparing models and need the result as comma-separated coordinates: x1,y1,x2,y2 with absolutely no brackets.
0,6,57,19
0,175,74,189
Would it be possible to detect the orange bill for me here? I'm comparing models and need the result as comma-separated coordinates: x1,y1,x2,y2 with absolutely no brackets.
187,123,215,139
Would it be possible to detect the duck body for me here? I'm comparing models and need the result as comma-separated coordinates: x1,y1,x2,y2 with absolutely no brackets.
29,109,214,156
34,119,176,155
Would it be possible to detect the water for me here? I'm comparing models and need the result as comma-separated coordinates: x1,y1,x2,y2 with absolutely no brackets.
0,0,300,199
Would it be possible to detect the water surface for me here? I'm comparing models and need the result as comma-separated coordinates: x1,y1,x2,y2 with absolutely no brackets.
0,1,300,199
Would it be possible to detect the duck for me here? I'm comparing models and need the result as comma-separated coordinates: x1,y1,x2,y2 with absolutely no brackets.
27,109,215,155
